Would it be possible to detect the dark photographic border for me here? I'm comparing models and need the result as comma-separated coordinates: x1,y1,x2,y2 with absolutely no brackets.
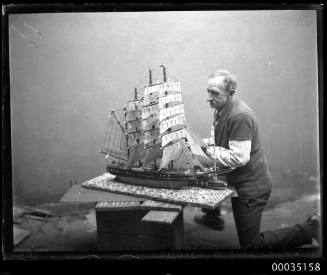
2,3,325,274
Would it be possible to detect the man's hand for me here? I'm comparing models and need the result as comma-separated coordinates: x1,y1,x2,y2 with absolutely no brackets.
206,145,216,159
202,138,210,146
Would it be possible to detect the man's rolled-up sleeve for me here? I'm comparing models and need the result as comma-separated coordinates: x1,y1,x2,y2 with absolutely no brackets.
208,140,251,168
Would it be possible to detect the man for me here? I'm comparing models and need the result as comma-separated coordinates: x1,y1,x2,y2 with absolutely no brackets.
196,69,320,249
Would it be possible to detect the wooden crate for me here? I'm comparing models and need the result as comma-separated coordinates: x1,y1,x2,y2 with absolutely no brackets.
95,201,184,251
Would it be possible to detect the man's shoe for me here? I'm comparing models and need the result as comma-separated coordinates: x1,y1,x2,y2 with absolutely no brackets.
194,215,225,231
202,207,221,216
307,214,321,245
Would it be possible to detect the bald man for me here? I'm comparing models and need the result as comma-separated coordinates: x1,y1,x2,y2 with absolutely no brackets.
197,70,320,249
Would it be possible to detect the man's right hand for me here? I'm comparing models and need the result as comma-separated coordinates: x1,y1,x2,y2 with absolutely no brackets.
202,138,210,146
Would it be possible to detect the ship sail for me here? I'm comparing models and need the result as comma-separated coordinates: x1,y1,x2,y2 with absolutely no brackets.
155,72,215,171
159,140,203,170
142,83,162,168
102,110,128,162
103,67,214,172
126,143,144,167
160,114,185,135
124,89,145,167
185,128,214,167
101,66,234,190
157,78,194,170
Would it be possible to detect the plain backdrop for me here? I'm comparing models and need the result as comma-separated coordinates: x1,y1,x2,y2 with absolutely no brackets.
9,10,319,204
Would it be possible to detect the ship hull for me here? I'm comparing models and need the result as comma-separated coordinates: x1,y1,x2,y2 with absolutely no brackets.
107,166,201,189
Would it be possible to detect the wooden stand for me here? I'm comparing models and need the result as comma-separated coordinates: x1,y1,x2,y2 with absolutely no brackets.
61,176,234,251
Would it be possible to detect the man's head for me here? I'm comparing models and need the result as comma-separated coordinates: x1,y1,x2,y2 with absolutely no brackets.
207,70,237,111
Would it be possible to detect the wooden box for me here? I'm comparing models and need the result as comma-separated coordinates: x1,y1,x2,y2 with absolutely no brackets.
95,201,184,251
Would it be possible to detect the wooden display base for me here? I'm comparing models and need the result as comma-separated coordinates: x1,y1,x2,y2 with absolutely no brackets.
82,173,234,209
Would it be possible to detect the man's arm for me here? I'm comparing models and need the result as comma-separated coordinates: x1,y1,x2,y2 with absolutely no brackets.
206,113,253,168
206,140,251,168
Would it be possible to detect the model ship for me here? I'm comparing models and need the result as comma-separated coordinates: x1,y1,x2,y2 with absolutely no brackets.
101,66,233,189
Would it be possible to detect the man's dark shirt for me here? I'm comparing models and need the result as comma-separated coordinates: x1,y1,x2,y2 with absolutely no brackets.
214,97,273,199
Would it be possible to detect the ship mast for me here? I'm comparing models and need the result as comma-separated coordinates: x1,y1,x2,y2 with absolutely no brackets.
149,68,152,85
160,65,167,82
134,87,138,100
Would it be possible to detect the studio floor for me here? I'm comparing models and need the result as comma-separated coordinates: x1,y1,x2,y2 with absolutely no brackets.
12,190,320,254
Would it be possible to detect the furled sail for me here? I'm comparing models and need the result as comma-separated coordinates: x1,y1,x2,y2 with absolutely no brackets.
102,110,128,161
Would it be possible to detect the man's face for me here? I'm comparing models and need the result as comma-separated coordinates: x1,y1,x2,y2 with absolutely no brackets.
207,77,230,111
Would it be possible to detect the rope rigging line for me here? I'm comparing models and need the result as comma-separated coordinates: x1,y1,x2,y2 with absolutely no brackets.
112,117,118,155
108,112,117,148
102,115,112,152
118,111,126,153
127,70,149,102
175,143,186,162
134,70,150,89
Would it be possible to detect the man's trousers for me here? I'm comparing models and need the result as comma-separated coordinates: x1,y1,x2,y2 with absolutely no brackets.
231,190,312,249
